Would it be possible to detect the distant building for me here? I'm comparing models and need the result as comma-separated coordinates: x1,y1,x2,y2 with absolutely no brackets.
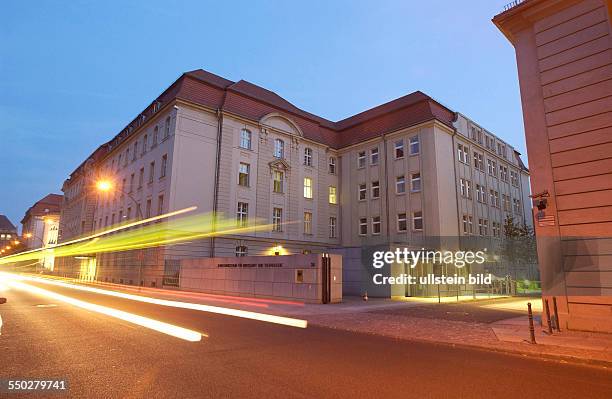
494,0,612,332
56,69,532,296
0,215,17,250
21,194,62,252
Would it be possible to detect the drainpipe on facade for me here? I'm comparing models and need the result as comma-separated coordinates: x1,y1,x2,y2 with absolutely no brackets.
210,107,224,258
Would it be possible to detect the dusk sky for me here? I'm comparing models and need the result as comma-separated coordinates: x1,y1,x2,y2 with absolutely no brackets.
0,0,522,228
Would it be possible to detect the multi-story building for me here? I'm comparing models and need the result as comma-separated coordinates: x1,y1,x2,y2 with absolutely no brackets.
0,215,18,251
57,69,532,296
494,0,612,331
21,194,62,271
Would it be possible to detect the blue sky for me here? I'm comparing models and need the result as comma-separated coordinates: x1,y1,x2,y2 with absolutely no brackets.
0,0,522,228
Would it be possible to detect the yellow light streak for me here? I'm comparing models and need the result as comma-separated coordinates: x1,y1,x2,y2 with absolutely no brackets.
5,277,203,342
6,273,307,329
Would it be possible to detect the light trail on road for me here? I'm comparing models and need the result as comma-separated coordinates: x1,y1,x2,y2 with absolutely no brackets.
4,276,204,342
2,273,308,329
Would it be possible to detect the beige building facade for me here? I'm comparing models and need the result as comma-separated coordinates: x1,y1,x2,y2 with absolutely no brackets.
56,70,532,296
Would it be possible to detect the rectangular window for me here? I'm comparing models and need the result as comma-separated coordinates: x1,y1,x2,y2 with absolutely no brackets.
149,161,155,183
157,195,164,216
397,213,407,232
237,202,248,226
329,216,337,238
370,147,379,165
164,116,171,139
145,199,152,218
272,208,282,232
358,183,367,201
304,177,313,199
462,215,470,234
457,144,468,163
474,152,483,170
409,136,420,155
329,157,336,174
371,181,380,199
153,126,158,146
161,154,167,178
394,140,404,159
240,129,252,150
357,151,366,168
372,216,381,235
238,163,250,186
138,168,144,188
273,170,284,193
124,149,129,166
236,246,248,257
359,218,367,235
476,184,485,203
412,211,423,231
274,139,284,158
304,148,313,166
303,212,312,234
329,186,337,204
143,134,148,154
460,178,471,198
396,175,405,194
410,173,421,192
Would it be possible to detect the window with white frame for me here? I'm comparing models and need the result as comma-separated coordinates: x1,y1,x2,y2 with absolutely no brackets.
371,181,380,199
409,136,420,155
304,148,313,166
304,177,313,199
329,186,337,204
303,212,312,234
238,163,250,186
358,183,367,201
274,139,285,158
462,215,473,234
359,218,367,235
329,216,337,238
237,202,248,226
474,152,483,170
240,129,252,150
372,216,381,235
370,147,379,165
394,140,404,159
329,157,336,174
272,208,282,232
476,184,485,203
396,175,405,194
460,178,471,198
410,173,421,192
397,213,407,232
273,170,284,193
500,166,508,181
412,211,423,231
236,245,248,257
457,144,468,163
357,151,366,168
513,198,521,214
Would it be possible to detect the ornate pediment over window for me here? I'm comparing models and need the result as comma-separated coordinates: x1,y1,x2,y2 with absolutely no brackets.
269,158,290,175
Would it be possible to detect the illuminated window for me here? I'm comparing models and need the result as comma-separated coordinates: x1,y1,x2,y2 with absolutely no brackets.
274,139,284,158
357,151,366,168
304,147,313,166
304,177,313,198
394,140,404,159
240,129,252,150
329,216,337,238
304,212,312,234
238,163,250,186
272,208,282,232
372,216,381,235
329,186,337,204
273,170,284,193
237,202,248,226
412,211,423,231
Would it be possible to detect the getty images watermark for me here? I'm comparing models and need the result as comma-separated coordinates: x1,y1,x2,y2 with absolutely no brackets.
371,248,492,285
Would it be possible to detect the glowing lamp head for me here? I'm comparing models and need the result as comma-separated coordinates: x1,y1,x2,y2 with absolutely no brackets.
24,233,32,239
96,180,113,192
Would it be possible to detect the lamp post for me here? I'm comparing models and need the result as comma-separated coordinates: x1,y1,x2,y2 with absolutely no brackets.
95,179,145,289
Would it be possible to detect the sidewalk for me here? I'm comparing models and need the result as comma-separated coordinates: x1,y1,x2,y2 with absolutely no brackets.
13,274,612,368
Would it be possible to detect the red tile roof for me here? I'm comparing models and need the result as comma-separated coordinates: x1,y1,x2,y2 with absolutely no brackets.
21,194,63,224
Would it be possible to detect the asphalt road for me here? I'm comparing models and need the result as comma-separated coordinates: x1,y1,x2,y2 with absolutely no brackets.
1,280,611,399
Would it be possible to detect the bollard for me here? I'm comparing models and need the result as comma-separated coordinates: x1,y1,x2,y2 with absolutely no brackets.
553,296,561,332
544,299,553,335
527,302,536,344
